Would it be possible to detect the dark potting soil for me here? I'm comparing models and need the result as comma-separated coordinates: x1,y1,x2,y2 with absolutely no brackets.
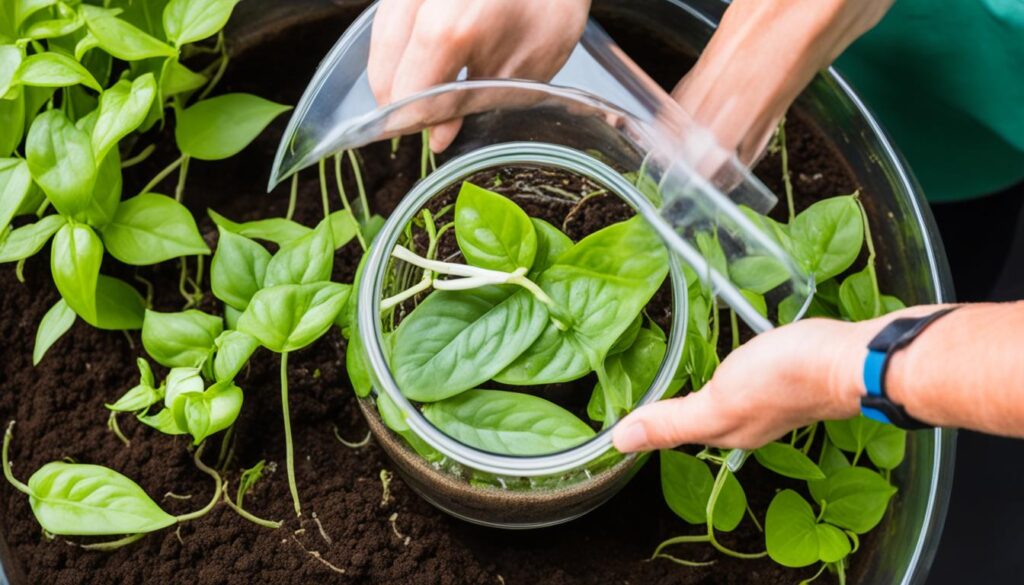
0,12,867,585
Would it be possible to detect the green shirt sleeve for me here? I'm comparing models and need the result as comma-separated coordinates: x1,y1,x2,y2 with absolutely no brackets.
837,0,1024,202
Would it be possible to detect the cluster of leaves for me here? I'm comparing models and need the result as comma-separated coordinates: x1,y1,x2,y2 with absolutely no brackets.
352,181,672,458
0,0,289,364
655,138,910,579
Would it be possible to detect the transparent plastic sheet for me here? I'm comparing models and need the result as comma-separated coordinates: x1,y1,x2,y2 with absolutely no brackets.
270,2,814,489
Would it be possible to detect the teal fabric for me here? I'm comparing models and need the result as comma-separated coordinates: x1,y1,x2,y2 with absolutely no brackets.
837,0,1024,202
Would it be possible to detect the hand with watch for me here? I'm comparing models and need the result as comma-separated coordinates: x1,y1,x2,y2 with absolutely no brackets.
614,303,1024,453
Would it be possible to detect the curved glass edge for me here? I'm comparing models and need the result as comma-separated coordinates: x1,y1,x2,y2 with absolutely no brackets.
357,142,689,477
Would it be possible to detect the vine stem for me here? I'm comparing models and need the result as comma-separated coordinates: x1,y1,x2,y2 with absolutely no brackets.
3,422,33,497
706,463,768,560
121,144,155,168
854,193,881,317
174,154,192,201
222,482,282,529
138,154,184,196
175,442,223,523
80,532,147,551
333,154,367,250
347,150,370,222
778,117,795,222
286,173,298,221
280,352,301,517
318,159,330,219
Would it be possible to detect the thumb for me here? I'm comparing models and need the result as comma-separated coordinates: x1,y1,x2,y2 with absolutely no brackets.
612,386,732,453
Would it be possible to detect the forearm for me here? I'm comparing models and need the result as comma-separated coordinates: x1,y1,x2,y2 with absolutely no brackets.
882,302,1024,436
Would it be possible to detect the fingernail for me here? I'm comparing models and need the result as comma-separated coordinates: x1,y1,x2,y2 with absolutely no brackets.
613,420,649,453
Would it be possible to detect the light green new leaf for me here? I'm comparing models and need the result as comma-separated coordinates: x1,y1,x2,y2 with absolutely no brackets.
588,326,665,423
175,93,291,160
346,326,373,398
659,450,746,532
16,52,100,91
106,359,164,412
790,196,864,281
137,408,186,435
160,57,206,95
824,416,881,455
815,467,897,534
390,286,548,401
0,158,32,233
0,45,23,98
237,282,350,353
328,209,359,250
26,110,97,218
213,330,258,382
163,366,204,410
26,462,176,535
262,217,333,287
208,208,310,245
754,441,825,480
101,193,208,265
422,390,595,456
50,222,102,323
454,182,537,272
92,74,157,160
81,5,177,61
163,0,239,47
211,227,270,310
865,424,907,470
142,309,222,368
175,380,243,445
23,7,83,40
838,267,880,322
765,489,851,568
0,214,65,262
32,298,75,365
92,275,146,330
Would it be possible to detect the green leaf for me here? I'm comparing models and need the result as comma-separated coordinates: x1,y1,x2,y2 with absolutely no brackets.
212,330,258,382
15,0,57,29
824,416,881,455
729,256,790,294
26,462,176,535
0,158,33,233
101,193,209,265
498,216,668,385
91,73,157,160
454,181,537,272
390,286,547,401
0,45,23,97
160,57,206,95
345,325,373,398
211,227,269,311
0,214,64,262
162,0,239,47
163,366,203,410
84,149,123,229
262,217,333,287
421,389,595,456
92,275,145,330
22,8,83,40
528,217,571,278
754,441,825,480
865,424,906,470
106,359,163,412
695,231,727,277
815,467,897,534
660,450,713,525
80,5,176,61
236,282,350,353
766,489,851,568
175,93,291,161
26,109,97,218
377,392,442,462
0,88,25,157
16,52,100,91
50,222,102,323
838,267,880,322
588,326,665,423
142,309,222,368
790,196,864,281
176,380,243,445
208,208,310,245
328,209,359,250
137,408,185,435
32,298,75,365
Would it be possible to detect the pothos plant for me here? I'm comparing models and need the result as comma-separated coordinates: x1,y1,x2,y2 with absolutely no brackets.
0,0,290,363
651,121,909,583
347,179,675,461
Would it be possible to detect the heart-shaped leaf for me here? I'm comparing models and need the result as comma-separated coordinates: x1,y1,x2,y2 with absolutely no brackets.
91,74,157,160
237,282,350,353
175,93,290,161
102,193,209,265
50,222,102,323
142,309,222,368
163,0,239,47
454,182,537,272
211,227,270,311
27,110,97,218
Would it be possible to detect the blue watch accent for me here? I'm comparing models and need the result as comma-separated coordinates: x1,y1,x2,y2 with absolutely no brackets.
858,307,958,430
861,349,892,424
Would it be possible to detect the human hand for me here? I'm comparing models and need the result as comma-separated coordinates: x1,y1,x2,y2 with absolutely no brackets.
367,0,591,151
672,0,895,165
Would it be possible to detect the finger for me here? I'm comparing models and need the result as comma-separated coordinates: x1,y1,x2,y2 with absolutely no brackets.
613,387,734,452
367,0,423,104
429,119,462,152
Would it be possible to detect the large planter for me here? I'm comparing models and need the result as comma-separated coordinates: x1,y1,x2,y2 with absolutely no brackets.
0,1,954,583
